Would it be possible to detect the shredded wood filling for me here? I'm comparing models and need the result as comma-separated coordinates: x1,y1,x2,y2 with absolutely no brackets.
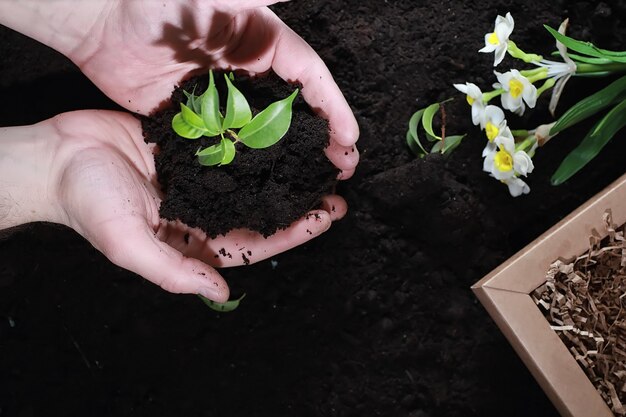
534,211,626,415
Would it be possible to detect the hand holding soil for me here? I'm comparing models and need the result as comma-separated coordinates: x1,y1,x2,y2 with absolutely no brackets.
0,0,358,301
0,110,346,301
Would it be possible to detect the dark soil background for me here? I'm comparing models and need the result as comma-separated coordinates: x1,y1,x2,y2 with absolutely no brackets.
1,1,625,416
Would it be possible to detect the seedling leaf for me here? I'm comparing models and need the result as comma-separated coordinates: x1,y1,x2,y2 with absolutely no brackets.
422,103,442,142
196,142,225,166
406,109,427,156
223,74,252,130
238,89,299,149
550,75,626,135
551,51,613,65
200,70,223,136
199,293,246,312
431,134,466,154
551,98,626,185
544,25,626,63
220,138,236,165
172,112,205,139
183,87,202,114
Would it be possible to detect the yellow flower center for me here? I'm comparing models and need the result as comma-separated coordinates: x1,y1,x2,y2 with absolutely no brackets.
509,79,524,98
485,122,499,142
466,95,475,106
488,32,500,45
494,149,513,172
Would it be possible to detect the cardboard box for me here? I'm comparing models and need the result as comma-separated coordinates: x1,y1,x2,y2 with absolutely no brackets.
472,173,626,417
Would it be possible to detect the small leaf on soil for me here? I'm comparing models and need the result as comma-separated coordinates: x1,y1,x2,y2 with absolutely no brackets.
238,89,299,149
223,74,252,130
183,86,202,114
196,141,225,166
172,112,206,139
422,103,442,142
406,109,427,156
200,70,223,136
220,138,236,165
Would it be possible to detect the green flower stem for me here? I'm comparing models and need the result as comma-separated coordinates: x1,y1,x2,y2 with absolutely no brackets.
510,129,530,139
520,67,547,78
575,62,626,75
515,135,537,155
507,41,543,63
482,89,504,104
526,68,550,84
536,78,556,98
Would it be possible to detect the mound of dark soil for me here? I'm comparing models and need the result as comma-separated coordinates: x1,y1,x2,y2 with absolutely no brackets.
142,73,337,238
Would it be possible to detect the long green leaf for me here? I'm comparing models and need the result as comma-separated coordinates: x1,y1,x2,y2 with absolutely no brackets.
172,113,205,139
196,142,224,166
200,71,223,136
238,89,298,149
544,25,626,63
551,99,626,185
180,103,206,130
406,109,427,156
199,293,246,312
422,103,441,141
550,75,626,135
552,51,613,65
223,75,252,130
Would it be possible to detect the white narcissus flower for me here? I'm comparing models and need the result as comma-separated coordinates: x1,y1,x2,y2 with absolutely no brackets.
481,105,506,139
453,82,485,126
503,177,531,197
482,124,513,157
494,69,538,115
483,133,534,181
479,12,514,67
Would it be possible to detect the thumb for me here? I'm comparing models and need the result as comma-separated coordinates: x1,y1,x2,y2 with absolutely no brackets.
97,222,230,302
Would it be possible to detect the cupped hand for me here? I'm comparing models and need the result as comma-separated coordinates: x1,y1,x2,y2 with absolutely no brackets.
49,110,347,301
71,0,359,178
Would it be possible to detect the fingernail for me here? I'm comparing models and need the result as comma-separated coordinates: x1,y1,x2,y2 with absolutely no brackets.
198,286,222,302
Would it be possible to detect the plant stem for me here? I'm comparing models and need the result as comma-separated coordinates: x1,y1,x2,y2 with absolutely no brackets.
510,129,530,138
536,78,556,97
515,135,537,155
507,41,543,63
482,89,504,104
575,62,626,75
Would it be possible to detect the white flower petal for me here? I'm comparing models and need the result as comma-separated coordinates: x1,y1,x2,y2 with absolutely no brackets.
504,177,530,197
482,141,497,157
453,83,469,94
513,151,534,176
471,102,485,126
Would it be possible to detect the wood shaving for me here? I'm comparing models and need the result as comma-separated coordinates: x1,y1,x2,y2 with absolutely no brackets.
534,210,626,415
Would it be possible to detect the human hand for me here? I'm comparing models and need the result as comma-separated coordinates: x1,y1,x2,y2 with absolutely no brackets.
0,0,359,179
0,110,347,301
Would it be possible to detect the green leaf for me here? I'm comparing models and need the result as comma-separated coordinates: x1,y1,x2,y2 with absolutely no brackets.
223,74,252,130
551,51,613,65
551,99,626,185
172,112,205,139
431,134,466,154
200,70,223,136
238,89,299,149
183,87,202,114
406,109,427,156
550,75,626,135
180,103,206,130
220,138,236,165
422,103,441,142
544,25,626,63
196,142,225,166
199,293,246,312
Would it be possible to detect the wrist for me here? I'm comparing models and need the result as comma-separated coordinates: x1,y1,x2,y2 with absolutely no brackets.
0,120,67,230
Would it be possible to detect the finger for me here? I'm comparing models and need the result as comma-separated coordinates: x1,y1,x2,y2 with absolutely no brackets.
325,140,359,174
100,221,230,302
261,12,360,148
338,168,356,180
205,209,332,268
320,194,348,221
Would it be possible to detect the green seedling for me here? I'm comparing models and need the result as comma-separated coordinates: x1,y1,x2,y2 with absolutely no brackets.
406,100,466,157
172,70,299,166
